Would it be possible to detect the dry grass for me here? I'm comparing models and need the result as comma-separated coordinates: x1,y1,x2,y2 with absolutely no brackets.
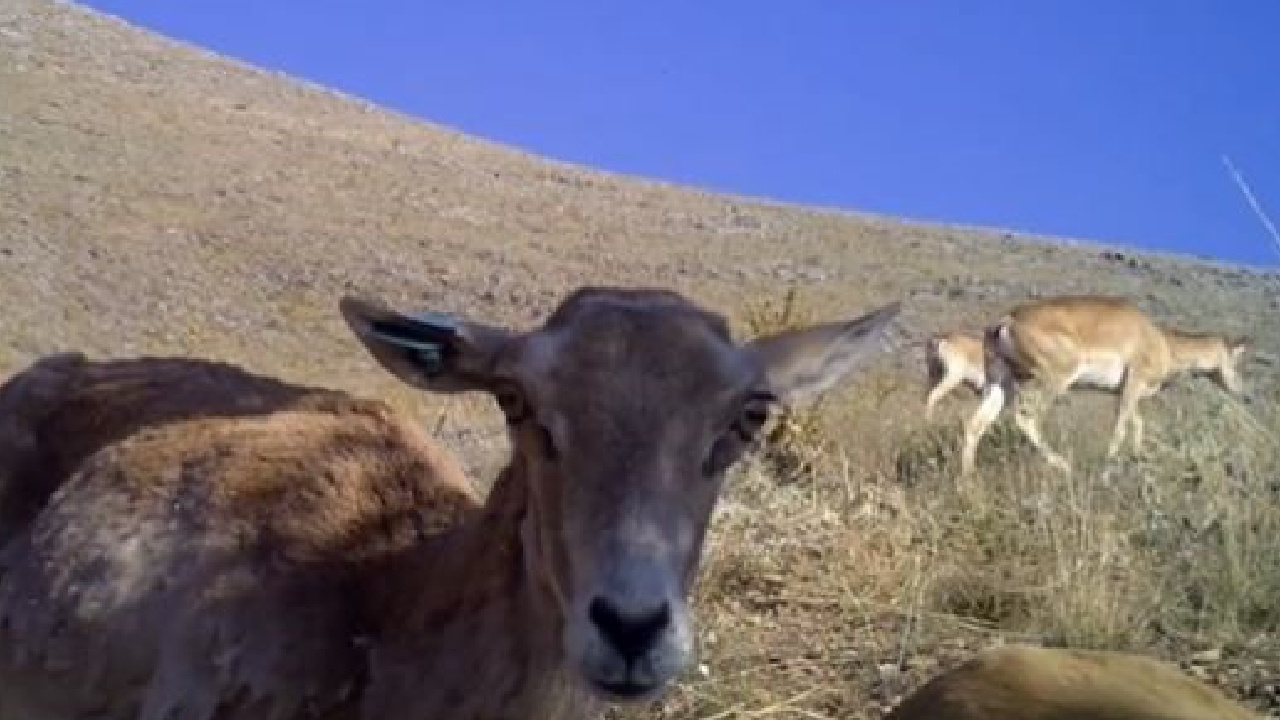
736,286,836,484
614,294,1280,720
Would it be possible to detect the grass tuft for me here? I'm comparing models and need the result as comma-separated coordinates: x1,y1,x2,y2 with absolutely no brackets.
615,291,1280,719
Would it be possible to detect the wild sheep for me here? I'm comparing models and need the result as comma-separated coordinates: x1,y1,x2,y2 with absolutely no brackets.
884,644,1262,720
960,295,1250,475
0,285,900,720
923,332,986,420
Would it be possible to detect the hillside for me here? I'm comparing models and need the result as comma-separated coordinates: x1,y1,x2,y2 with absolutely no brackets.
2,0,1278,717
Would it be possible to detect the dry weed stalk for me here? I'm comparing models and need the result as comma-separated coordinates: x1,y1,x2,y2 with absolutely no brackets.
738,286,834,483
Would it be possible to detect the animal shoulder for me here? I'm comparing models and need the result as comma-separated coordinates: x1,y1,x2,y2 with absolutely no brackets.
1011,295,1144,323
0,364,484,719
68,401,481,563
1010,298,1162,348
886,645,1262,720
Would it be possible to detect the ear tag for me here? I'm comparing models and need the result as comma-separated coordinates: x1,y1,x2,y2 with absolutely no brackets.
407,311,460,330
369,312,460,377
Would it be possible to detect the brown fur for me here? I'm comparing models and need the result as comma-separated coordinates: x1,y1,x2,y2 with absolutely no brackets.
960,296,1249,475
0,356,482,720
885,644,1262,720
0,352,367,546
0,286,900,720
924,332,986,419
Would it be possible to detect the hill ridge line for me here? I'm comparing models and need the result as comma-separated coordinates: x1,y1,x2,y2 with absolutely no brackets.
36,0,1276,275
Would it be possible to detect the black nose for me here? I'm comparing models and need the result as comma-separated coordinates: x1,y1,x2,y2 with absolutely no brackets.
588,597,671,661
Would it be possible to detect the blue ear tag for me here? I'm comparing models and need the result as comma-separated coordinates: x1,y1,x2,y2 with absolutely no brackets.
369,312,460,376
408,311,461,332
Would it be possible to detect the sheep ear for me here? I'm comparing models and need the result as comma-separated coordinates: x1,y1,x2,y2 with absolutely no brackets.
340,296,512,394
747,301,901,405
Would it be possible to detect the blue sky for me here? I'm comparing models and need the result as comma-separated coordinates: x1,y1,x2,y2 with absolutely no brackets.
82,1,1280,266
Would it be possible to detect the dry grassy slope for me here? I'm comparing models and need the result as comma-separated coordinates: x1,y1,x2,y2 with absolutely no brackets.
2,0,1279,716
3,0,1276,364
4,0,1277,471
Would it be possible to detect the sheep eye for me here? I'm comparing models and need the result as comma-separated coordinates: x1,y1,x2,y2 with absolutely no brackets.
701,391,777,477
494,385,530,424
732,391,776,441
493,385,559,461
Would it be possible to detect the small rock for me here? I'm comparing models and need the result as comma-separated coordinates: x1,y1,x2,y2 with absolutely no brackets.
797,267,827,283
1190,647,1223,662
